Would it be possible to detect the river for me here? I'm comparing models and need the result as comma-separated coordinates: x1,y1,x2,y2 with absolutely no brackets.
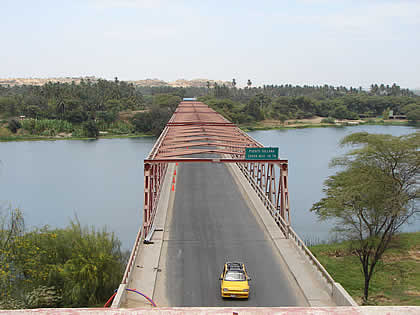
0,125,418,249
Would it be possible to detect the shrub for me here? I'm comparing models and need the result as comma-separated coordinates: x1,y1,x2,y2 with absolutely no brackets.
26,286,62,308
1,209,126,308
7,119,21,133
21,119,74,135
108,121,133,134
82,120,99,138
132,107,172,135
321,117,335,124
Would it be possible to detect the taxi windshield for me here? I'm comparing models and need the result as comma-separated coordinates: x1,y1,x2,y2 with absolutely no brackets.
224,271,246,281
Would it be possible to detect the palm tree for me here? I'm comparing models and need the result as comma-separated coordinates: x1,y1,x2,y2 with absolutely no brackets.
56,100,65,119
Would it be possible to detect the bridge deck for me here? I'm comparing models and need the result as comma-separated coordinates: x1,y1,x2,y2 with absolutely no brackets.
117,101,348,308
155,161,306,306
122,160,336,307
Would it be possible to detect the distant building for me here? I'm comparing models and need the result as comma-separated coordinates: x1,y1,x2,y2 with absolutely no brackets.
388,110,407,120
183,98,197,101
359,114,374,118
388,114,407,120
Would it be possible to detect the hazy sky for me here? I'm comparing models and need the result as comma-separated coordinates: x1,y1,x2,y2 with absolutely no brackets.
1,0,419,88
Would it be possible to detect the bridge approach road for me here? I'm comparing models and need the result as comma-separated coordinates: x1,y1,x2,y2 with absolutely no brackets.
154,160,308,307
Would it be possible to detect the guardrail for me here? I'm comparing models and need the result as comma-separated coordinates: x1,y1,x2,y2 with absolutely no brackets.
114,163,170,307
121,162,169,285
236,162,347,299
122,224,144,285
121,166,167,284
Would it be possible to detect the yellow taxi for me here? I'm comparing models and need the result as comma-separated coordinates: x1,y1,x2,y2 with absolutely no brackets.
219,262,251,299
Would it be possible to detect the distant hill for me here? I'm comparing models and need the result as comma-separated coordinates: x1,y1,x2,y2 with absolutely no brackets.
413,89,420,96
0,76,232,88
0,76,97,86
128,78,232,88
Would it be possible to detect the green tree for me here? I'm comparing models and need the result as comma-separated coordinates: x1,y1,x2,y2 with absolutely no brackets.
23,105,42,118
7,119,22,133
82,120,99,138
65,109,87,124
244,99,264,121
96,111,117,124
331,104,350,119
311,132,420,303
132,106,172,136
403,103,420,123
1,211,126,308
0,207,25,308
131,112,150,133
61,221,124,306
104,99,121,112
406,108,420,123
153,94,181,112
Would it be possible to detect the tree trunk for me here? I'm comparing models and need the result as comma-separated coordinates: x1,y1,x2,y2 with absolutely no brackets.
363,274,371,303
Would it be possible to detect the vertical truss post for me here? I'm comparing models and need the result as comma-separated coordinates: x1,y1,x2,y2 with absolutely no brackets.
278,162,290,224
256,163,262,187
151,165,156,206
143,163,152,237
261,163,266,191
266,163,276,204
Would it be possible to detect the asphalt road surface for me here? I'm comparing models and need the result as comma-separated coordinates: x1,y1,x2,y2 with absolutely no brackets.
163,161,308,307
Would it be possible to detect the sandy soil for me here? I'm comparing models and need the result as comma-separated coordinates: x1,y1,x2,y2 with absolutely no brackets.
260,116,326,128
118,110,148,121
259,116,409,128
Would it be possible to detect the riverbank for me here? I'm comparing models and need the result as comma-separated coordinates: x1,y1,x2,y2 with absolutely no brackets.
241,117,412,131
309,232,420,306
0,134,152,142
1,116,414,142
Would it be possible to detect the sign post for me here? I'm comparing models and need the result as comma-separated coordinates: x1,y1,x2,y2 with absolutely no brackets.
245,147,279,160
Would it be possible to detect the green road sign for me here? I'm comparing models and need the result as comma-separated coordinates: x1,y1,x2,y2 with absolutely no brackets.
245,147,279,160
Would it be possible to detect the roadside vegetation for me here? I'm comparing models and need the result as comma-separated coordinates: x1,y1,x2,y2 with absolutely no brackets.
310,232,420,305
310,132,420,304
198,82,420,127
1,79,419,141
0,78,181,140
0,206,127,309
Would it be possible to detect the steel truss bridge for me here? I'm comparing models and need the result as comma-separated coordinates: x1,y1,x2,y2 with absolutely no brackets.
142,101,290,239
15,101,420,314
111,100,360,311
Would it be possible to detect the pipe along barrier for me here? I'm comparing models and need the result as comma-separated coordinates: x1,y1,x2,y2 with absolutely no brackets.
104,288,157,307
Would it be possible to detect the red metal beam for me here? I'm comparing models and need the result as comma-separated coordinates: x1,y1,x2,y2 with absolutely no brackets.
141,101,291,240
145,158,288,163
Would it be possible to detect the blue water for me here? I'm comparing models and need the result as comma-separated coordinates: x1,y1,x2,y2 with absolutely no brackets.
0,137,155,249
0,125,418,249
247,125,419,243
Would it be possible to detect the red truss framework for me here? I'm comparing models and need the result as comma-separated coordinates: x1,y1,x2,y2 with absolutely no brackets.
142,101,290,237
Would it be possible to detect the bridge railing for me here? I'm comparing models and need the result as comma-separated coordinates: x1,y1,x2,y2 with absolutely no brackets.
121,224,144,285
237,162,339,296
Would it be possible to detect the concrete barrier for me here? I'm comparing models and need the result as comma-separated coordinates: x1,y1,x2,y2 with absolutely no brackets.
112,163,175,308
333,282,358,306
231,161,358,306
